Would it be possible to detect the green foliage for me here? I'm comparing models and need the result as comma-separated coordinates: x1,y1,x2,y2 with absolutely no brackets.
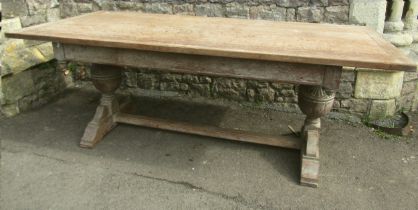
67,62,77,72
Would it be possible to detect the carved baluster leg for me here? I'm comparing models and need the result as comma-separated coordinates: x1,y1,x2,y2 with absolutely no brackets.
297,85,335,187
80,64,122,148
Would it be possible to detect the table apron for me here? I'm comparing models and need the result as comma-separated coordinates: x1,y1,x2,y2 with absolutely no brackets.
54,43,342,89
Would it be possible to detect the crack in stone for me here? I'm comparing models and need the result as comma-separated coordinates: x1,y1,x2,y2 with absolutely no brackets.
131,172,273,210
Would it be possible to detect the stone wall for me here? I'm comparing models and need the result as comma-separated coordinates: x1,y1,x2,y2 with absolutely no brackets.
1,0,417,119
57,0,350,23
383,0,418,113
1,61,68,116
0,0,70,117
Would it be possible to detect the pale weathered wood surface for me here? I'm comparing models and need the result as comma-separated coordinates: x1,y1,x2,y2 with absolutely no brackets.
115,113,302,149
58,43,342,89
6,11,416,71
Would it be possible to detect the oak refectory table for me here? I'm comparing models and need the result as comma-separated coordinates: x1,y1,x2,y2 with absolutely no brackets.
6,11,416,187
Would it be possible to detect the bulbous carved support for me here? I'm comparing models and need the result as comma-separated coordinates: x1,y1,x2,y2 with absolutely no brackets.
298,85,335,133
80,64,122,148
297,85,335,187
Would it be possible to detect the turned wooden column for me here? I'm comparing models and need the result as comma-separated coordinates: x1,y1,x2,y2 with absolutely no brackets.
80,64,122,148
297,85,335,187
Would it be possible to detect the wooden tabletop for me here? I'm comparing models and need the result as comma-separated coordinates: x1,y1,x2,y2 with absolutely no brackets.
6,11,416,71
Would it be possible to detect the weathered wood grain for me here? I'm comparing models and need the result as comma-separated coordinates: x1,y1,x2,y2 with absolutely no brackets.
300,130,320,188
80,64,122,148
6,11,415,71
60,44,341,89
115,113,302,149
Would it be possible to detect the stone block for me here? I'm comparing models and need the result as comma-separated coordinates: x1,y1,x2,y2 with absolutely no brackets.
355,69,404,99
36,42,54,56
328,0,349,6
1,103,20,117
124,71,138,88
349,0,386,33
182,75,199,83
173,4,195,15
60,1,79,18
1,70,35,105
137,74,158,89
280,89,295,97
195,4,224,17
411,41,418,55
76,3,93,13
311,0,328,6
384,21,405,33
212,78,246,101
341,69,355,82
324,6,349,24
225,2,249,19
399,93,415,111
403,70,418,82
190,83,211,97
115,2,144,11
368,99,396,120
247,88,255,102
199,76,212,84
0,75,3,104
336,82,353,99
413,82,418,111
50,0,60,8
402,80,417,95
247,80,268,88
161,73,181,82
286,8,296,21
332,100,340,109
383,33,414,47
276,0,309,7
94,1,116,11
160,81,180,91
340,98,369,113
0,17,24,46
47,7,61,22
2,42,54,76
27,0,49,15
20,14,48,27
249,5,286,21
296,7,323,23
271,82,293,90
256,87,275,102
2,0,28,18
145,3,173,14
24,40,47,48
1,61,67,117
179,83,189,91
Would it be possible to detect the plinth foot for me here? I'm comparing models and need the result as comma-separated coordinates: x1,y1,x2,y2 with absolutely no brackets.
300,130,320,188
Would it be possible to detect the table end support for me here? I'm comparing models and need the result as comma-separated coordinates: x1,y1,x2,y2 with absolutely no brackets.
300,130,320,188
298,85,335,187
80,64,122,148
